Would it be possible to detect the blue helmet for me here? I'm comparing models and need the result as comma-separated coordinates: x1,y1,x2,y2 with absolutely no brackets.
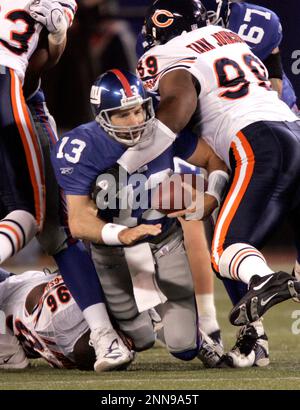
144,0,208,49
90,69,154,146
201,0,231,27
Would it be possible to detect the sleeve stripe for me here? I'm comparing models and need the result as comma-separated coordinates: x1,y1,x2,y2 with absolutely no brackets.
142,64,194,82
59,2,77,14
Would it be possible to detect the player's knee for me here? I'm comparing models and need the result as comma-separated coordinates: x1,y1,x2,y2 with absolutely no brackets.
166,334,198,359
163,298,199,354
118,311,155,351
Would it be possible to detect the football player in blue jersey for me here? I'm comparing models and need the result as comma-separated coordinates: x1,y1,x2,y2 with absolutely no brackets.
20,5,135,373
51,68,229,367
136,35,223,347
202,0,298,112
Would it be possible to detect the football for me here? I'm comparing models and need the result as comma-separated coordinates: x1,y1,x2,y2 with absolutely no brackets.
151,173,204,214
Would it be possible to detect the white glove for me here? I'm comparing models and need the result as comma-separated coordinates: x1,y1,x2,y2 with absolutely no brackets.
28,0,68,35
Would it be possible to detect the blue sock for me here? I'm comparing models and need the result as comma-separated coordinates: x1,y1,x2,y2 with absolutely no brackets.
222,278,248,305
0,267,10,282
54,241,105,311
171,347,199,361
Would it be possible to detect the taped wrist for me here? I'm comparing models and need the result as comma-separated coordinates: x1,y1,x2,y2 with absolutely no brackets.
101,223,127,245
205,170,229,206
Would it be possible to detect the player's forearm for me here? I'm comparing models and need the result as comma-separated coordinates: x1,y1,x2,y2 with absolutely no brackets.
47,34,67,67
186,138,228,174
205,152,228,175
24,49,49,98
269,78,283,98
66,195,106,244
69,207,106,244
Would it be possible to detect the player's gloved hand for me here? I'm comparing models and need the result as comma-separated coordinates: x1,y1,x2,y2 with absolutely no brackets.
118,224,162,246
28,0,67,43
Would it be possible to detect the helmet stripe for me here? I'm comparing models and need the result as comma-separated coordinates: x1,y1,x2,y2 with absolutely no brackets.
110,69,133,97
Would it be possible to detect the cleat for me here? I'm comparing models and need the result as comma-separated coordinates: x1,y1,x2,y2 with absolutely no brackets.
208,329,224,355
220,320,269,368
197,330,223,368
0,339,29,370
89,328,134,372
229,272,300,326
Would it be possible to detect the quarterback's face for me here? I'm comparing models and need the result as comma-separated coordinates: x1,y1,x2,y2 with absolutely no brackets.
110,104,145,128
110,104,146,142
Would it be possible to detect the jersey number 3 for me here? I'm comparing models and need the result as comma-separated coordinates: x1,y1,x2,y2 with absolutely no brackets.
0,11,35,55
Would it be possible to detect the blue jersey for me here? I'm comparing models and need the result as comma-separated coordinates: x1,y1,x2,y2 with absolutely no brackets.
51,122,198,233
228,2,296,108
228,2,282,61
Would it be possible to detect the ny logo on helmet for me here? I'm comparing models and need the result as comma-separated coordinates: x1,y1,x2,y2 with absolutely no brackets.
90,85,101,105
151,9,175,28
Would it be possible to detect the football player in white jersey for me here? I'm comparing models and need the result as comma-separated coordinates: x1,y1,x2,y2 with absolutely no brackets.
0,0,71,265
0,268,133,371
116,0,300,366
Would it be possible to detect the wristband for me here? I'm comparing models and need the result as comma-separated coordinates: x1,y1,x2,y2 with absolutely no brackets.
101,223,127,245
205,170,229,206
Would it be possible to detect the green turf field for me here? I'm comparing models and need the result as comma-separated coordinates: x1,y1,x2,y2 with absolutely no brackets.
1,251,300,390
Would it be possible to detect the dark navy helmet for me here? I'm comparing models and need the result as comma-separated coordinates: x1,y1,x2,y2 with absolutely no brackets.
201,0,230,27
144,0,209,49
90,69,154,146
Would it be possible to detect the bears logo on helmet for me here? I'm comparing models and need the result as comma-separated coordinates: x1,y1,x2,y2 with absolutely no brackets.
145,0,208,48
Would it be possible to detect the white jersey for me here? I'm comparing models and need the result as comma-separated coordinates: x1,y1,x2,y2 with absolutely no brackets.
138,25,298,168
0,270,88,368
0,0,77,83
